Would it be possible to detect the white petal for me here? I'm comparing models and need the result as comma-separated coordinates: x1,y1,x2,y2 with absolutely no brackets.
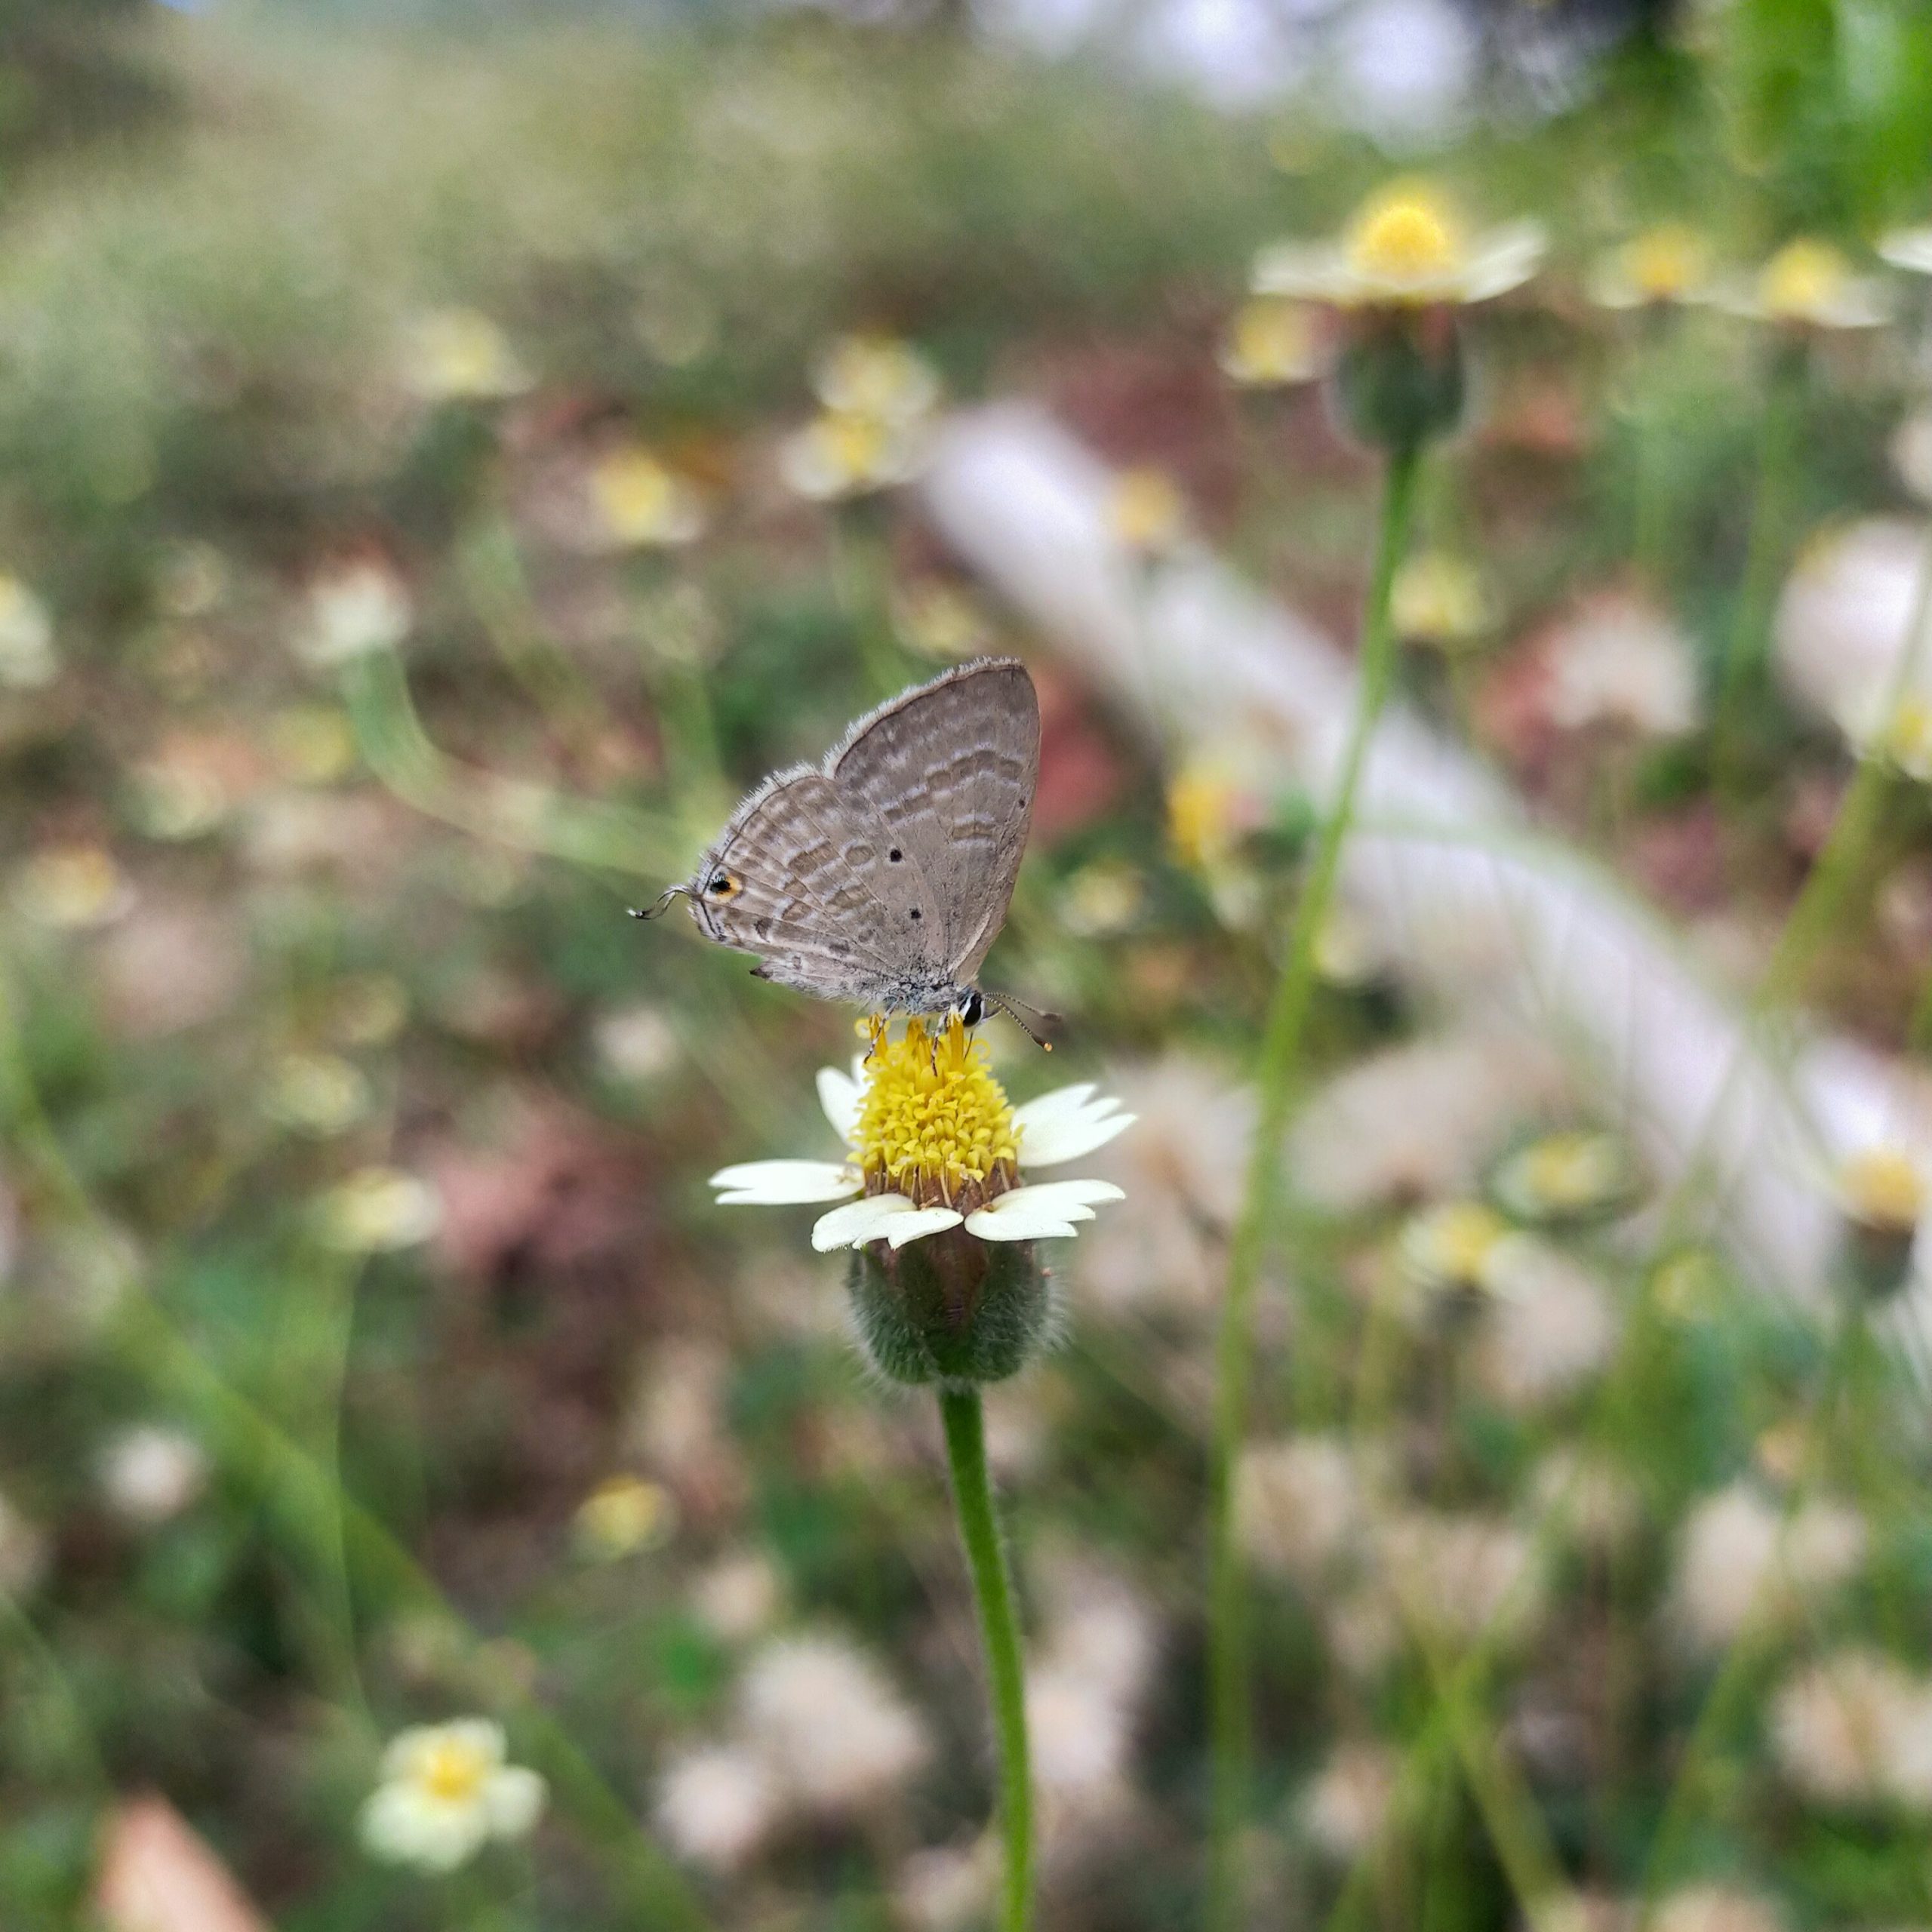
965,1208,1082,1242
484,1766,547,1838
817,1067,863,1143
1456,221,1548,302
709,1160,860,1204
1020,1103,1137,1168
1011,1083,1098,1126
812,1194,919,1251
996,1179,1127,1214
884,1208,965,1249
1251,242,1351,300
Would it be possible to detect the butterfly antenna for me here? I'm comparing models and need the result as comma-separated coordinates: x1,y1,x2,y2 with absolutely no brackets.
987,992,1063,1052
629,885,690,921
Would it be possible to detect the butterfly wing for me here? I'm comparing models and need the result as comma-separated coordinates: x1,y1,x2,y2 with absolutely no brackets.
689,767,944,1003
826,658,1039,981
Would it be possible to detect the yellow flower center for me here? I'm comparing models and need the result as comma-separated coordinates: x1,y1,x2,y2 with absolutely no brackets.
1516,1131,1623,1211
853,1016,1019,1211
1621,223,1708,301
1838,1147,1925,1232
592,448,694,545
814,335,936,420
1392,551,1490,648
820,411,894,484
1223,297,1319,386
1166,765,1244,871
1880,695,1932,774
1404,1200,1507,1287
1759,238,1847,321
418,1740,491,1805
1345,183,1465,290
1109,467,1186,551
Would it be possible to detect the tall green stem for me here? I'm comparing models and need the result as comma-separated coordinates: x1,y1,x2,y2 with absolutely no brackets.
1712,342,1807,811
1204,440,1424,1930
939,1386,1033,1932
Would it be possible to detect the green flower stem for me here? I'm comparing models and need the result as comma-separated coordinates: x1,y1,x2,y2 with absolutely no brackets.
1206,438,1424,1932
1712,341,1807,814
939,1386,1033,1932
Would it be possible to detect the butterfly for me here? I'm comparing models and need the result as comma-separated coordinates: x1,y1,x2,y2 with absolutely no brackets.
638,659,1047,1034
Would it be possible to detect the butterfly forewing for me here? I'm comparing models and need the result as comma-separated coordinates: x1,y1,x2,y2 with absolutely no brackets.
692,769,943,1003
828,659,1039,978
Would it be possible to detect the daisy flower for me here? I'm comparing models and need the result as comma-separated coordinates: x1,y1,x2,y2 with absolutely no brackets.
779,409,928,503
403,309,531,404
587,446,706,550
710,1015,1132,1254
359,1720,545,1872
1253,177,1545,311
1711,238,1893,331
1586,222,1714,310
1218,296,1323,389
809,334,942,423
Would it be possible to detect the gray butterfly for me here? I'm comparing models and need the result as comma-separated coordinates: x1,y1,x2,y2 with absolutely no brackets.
640,658,1041,1029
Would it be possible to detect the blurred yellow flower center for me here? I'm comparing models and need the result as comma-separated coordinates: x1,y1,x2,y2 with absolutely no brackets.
815,335,935,420
1392,551,1490,647
1346,185,1463,287
1760,239,1847,320
821,411,893,481
1167,765,1244,871
1517,1131,1623,1210
1838,1147,1925,1231
1879,695,1932,774
417,1739,491,1804
592,448,695,544
1223,297,1318,386
854,1015,1019,1209
1404,1200,1508,1287
1110,467,1186,551
1622,223,1706,300
575,1474,673,1558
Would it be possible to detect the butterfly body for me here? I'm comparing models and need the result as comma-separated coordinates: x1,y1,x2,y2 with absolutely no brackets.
677,659,1039,1017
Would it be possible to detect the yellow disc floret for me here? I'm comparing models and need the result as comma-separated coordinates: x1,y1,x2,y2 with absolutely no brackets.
1838,1147,1926,1234
417,1737,491,1805
1759,238,1848,322
1345,181,1465,294
1620,223,1709,303
854,1016,1020,1211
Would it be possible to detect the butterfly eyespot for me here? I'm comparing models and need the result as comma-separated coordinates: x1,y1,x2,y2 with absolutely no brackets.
888,848,903,863
909,908,921,921
706,872,743,901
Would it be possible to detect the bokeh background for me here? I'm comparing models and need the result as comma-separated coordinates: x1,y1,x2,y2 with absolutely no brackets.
11,0,1932,1927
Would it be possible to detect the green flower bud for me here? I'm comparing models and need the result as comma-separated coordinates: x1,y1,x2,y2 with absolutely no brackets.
1334,307,1465,454
846,1226,1053,1388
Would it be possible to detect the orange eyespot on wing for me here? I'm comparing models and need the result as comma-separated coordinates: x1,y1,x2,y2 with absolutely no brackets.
703,870,743,903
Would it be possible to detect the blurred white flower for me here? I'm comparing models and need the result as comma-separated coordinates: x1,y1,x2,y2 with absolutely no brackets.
1110,467,1189,555
99,1426,207,1527
1892,409,1932,505
1651,1885,1786,1932
1770,1649,1932,1807
654,1744,778,1872
691,1551,783,1644
1880,228,1932,277
1708,238,1891,331
1670,1483,1867,1651
1255,178,1543,310
594,1003,682,1086
1544,594,1698,739
1027,1660,1135,1814
263,1052,372,1137
1832,1144,1927,1237
587,446,706,550
780,409,928,502
1303,1741,1398,1860
1075,1056,1251,1314
572,1474,676,1561
1235,1435,1363,1583
404,309,531,403
1376,1509,1542,1648
1586,223,1715,310
358,1720,545,1872
1392,550,1495,651
1531,1451,1643,1554
316,1168,443,1254
1774,518,1932,752
1291,1030,1567,1214
1218,296,1322,389
894,1839,998,1932
0,574,56,689
1491,1130,1638,1226
810,334,941,422
1474,1238,1617,1409
295,557,412,667
1398,1199,1512,1297
14,845,134,931
891,577,997,664
739,1633,929,1815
